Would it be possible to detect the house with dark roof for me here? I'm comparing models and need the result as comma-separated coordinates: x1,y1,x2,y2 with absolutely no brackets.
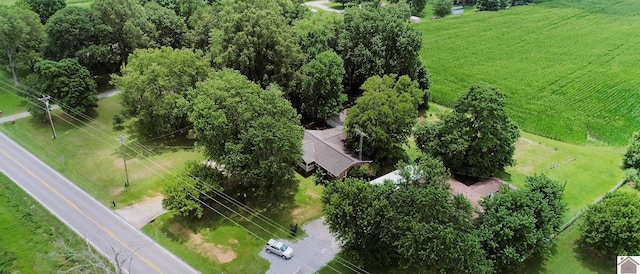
300,126,369,178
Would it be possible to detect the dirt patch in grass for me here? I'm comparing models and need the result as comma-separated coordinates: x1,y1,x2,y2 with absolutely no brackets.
110,186,125,196
305,189,320,199
168,223,237,264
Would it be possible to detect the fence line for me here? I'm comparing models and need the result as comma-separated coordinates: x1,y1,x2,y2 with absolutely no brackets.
554,179,627,237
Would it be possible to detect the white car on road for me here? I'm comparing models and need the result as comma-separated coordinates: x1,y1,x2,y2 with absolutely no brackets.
265,239,294,259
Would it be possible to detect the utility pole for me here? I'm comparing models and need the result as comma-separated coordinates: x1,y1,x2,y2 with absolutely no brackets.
38,95,57,139
354,128,368,161
116,136,130,187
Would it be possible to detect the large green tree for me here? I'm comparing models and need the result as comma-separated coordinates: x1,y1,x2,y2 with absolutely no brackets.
184,5,218,51
144,2,187,48
478,175,566,272
210,0,303,92
24,58,98,116
337,1,428,96
416,83,519,179
45,7,112,60
92,0,156,68
323,157,492,272
23,0,65,24
0,4,45,86
292,12,342,62
162,161,224,219
299,50,346,121
580,191,640,257
623,131,640,170
113,47,210,138
188,69,304,206
344,74,423,161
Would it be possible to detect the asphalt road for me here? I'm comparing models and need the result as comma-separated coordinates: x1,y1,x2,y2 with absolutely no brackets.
259,218,340,274
0,132,199,274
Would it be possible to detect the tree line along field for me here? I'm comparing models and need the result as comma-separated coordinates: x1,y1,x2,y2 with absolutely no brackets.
417,0,640,145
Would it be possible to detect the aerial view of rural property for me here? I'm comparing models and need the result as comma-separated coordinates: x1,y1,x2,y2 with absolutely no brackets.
1,0,639,273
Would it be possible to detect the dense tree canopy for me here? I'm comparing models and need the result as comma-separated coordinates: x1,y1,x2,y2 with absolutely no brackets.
337,2,428,96
389,0,427,14
0,4,45,86
292,12,342,62
210,0,303,92
144,2,187,48
92,0,156,67
44,7,112,62
184,5,218,51
113,47,210,138
623,131,640,170
415,83,519,179
299,50,346,121
23,0,66,24
24,58,98,117
344,74,423,161
580,191,640,257
323,157,492,272
188,69,304,206
478,175,566,272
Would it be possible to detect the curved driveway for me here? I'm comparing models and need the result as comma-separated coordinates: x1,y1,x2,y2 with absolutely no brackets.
0,132,198,273
259,218,341,274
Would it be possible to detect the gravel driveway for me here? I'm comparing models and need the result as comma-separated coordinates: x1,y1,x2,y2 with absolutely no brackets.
259,217,340,274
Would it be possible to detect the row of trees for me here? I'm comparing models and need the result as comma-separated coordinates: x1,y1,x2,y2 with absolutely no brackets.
322,157,567,272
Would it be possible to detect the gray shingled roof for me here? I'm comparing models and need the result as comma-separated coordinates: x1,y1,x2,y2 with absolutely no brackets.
302,126,362,177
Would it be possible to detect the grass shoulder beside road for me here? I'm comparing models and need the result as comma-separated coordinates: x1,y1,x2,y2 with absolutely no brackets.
0,96,199,206
0,71,27,116
0,173,109,272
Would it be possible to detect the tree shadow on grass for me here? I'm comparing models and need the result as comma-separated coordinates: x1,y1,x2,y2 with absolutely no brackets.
572,240,614,274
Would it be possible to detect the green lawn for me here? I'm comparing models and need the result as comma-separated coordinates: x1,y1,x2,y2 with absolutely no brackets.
416,0,640,145
0,96,200,206
142,173,326,273
0,173,110,273
0,71,27,116
506,131,625,222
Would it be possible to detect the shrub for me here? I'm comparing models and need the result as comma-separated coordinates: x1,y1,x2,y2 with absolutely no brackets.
476,0,509,11
433,0,453,18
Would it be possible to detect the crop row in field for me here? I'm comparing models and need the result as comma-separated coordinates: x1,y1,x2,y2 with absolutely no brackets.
417,0,640,145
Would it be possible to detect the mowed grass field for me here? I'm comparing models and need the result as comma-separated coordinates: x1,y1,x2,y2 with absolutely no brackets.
416,0,640,145
0,96,200,206
0,72,27,116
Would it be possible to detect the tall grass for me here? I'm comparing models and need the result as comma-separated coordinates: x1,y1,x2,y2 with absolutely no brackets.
416,0,640,145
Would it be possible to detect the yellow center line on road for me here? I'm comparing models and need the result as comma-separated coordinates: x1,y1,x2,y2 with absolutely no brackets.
0,148,163,273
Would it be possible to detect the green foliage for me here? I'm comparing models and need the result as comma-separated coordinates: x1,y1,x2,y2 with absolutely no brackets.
478,175,566,272
44,6,112,61
623,131,640,170
337,1,427,95
432,0,452,18
188,69,304,207
0,4,45,86
292,12,342,62
476,0,509,11
396,155,449,188
580,191,640,257
113,47,210,139
92,0,156,68
417,1,640,145
299,50,346,121
348,163,378,179
389,0,427,14
323,159,492,272
144,1,187,48
23,0,65,23
344,74,422,161
210,0,303,92
418,83,519,179
162,161,224,218
25,58,98,116
184,5,218,51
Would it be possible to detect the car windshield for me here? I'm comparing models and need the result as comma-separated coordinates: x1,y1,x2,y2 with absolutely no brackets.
279,244,288,252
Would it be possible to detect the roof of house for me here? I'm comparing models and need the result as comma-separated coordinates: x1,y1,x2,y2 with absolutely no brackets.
370,169,513,212
302,126,363,177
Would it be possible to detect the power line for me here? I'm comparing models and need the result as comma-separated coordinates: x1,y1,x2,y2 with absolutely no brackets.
0,79,369,274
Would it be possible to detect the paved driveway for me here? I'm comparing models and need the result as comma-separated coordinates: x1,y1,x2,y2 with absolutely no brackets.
259,218,340,274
